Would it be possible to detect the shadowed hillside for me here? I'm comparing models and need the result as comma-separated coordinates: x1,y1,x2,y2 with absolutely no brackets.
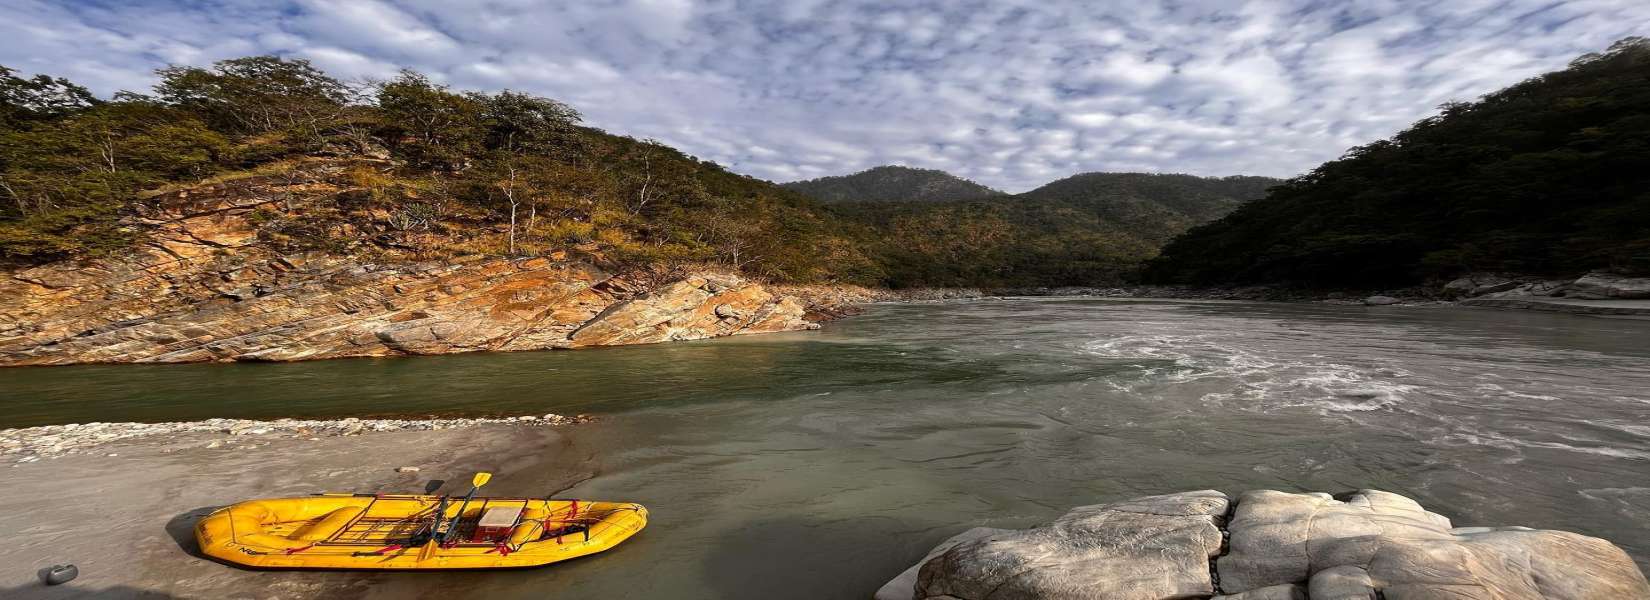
1147,38,1650,287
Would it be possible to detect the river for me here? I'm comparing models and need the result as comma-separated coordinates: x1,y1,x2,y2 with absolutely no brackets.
6,298,1650,597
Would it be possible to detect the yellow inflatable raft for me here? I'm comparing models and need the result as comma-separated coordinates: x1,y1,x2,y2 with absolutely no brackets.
195,493,647,569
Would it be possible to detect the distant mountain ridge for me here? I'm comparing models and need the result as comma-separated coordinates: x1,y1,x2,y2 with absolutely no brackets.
1018,172,1278,225
782,165,1003,203
792,167,1280,287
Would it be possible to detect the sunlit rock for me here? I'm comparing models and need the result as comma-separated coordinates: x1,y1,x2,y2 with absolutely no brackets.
885,489,1650,600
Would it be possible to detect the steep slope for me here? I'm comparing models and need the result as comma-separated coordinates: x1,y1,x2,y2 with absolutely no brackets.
782,165,1003,203
0,158,819,366
0,57,869,366
1,58,881,286
1147,38,1650,287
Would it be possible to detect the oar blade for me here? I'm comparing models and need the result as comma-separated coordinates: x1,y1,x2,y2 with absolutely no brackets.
472,472,492,488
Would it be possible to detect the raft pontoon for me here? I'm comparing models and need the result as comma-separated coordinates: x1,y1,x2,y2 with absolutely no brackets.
195,493,647,569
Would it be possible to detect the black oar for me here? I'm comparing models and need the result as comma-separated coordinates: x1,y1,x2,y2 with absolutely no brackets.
421,472,491,560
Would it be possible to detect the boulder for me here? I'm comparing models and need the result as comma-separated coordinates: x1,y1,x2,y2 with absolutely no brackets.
915,490,1230,600
884,489,1650,600
874,527,1008,600
1567,272,1650,299
1215,584,1308,600
1475,280,1573,299
1442,274,1521,299
1362,296,1401,306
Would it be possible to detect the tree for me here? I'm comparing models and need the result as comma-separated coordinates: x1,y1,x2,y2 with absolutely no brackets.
375,71,484,170
154,56,349,137
1,65,99,127
475,90,581,155
1146,37,1650,285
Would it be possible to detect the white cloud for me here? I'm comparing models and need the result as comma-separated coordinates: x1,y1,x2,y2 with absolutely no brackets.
3,0,1649,191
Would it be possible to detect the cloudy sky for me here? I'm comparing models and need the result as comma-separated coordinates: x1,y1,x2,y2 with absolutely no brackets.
3,1,1647,191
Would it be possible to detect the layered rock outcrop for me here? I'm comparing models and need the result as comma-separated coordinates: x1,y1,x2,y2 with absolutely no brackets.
0,251,816,366
878,489,1650,600
1442,272,1650,301
1567,272,1650,300
0,164,821,366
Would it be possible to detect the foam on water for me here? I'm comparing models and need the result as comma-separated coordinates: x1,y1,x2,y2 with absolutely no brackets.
1078,319,1650,469
1082,332,1414,415
1431,428,1650,461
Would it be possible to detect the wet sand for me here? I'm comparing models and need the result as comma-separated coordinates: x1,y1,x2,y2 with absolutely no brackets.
0,425,592,599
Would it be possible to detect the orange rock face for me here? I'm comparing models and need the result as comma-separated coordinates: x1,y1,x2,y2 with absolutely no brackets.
0,165,822,366
0,248,819,366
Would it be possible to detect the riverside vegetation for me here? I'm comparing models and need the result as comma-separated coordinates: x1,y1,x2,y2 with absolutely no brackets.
0,57,1265,290
0,55,1280,366
1145,38,1650,289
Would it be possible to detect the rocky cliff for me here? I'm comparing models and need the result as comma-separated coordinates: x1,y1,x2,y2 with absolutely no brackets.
878,489,1650,600
0,162,820,366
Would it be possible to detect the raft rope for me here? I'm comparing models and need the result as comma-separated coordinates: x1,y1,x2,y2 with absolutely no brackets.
555,500,580,544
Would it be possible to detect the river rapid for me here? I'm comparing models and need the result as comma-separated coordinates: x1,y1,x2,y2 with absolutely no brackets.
6,298,1650,598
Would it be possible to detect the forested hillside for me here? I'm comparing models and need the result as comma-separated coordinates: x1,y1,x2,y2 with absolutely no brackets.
0,58,881,284
1147,38,1650,287
816,172,1277,287
782,165,1002,203
1,56,1276,291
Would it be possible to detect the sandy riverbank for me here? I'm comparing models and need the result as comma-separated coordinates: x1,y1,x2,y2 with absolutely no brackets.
0,421,593,599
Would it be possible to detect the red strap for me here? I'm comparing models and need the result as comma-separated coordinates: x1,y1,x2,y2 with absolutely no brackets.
372,544,403,555
285,544,315,555
556,501,580,545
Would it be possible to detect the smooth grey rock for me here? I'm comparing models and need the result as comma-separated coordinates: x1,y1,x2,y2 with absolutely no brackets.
1216,490,1326,590
1362,296,1401,306
1215,584,1307,600
1442,277,1479,297
1471,280,1521,296
1219,490,1649,600
1568,272,1650,299
1308,565,1377,599
886,489,1650,600
1443,275,1518,299
874,527,1007,600
915,490,1229,600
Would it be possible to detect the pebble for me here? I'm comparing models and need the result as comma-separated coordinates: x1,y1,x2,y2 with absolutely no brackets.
0,413,592,459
